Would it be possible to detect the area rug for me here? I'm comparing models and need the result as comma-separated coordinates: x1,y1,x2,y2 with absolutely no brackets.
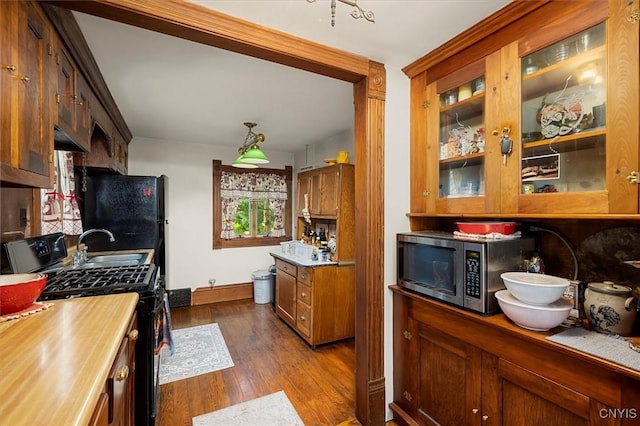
192,391,304,426
159,323,234,385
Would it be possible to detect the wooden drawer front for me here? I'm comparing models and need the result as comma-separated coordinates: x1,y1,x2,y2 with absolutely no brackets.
297,283,312,306
296,302,311,338
297,267,313,285
276,258,297,277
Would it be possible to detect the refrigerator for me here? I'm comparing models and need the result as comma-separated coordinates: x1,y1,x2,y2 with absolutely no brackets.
80,174,167,282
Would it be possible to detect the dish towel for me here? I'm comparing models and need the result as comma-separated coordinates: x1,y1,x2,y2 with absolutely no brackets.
546,327,640,372
453,231,522,240
155,292,174,356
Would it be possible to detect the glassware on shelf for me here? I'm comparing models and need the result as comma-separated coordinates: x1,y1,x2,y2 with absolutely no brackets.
437,76,486,198
520,22,606,195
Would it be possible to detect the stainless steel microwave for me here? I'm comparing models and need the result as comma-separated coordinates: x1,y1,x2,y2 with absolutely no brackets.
397,231,535,314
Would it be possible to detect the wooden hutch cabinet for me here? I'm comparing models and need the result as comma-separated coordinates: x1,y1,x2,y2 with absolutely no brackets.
405,0,639,220
274,163,356,347
391,286,640,426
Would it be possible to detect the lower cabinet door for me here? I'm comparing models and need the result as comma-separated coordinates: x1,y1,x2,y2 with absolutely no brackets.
415,324,482,425
89,393,109,426
488,358,608,426
276,270,296,327
107,336,131,425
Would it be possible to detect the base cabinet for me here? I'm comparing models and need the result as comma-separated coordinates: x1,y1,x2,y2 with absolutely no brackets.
274,257,354,347
391,286,640,426
90,312,137,426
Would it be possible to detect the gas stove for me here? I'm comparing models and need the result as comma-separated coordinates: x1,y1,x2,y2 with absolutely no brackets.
40,264,157,300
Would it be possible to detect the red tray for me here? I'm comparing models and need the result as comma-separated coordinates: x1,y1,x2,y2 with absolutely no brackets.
455,221,519,235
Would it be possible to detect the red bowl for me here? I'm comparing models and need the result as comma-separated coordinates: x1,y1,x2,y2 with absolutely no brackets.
0,273,47,315
455,221,519,235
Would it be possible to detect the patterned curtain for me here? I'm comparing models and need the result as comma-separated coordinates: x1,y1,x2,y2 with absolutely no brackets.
41,152,83,236
220,171,288,239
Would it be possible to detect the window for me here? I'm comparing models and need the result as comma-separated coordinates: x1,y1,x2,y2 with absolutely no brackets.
212,160,292,248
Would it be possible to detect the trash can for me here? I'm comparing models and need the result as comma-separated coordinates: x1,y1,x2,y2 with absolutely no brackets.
252,269,272,304
269,264,277,311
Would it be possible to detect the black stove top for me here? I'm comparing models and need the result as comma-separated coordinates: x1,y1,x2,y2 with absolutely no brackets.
40,264,157,300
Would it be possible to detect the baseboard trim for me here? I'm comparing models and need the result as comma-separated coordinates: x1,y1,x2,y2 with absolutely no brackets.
191,282,253,305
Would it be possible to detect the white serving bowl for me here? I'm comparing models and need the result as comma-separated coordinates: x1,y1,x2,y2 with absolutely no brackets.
495,289,573,331
500,272,569,305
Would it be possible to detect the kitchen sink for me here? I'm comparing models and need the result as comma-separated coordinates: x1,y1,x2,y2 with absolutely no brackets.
86,253,148,264
81,260,143,268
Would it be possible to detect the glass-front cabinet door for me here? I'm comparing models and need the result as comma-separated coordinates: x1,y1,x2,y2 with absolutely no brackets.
517,7,639,214
520,23,607,207
427,54,504,214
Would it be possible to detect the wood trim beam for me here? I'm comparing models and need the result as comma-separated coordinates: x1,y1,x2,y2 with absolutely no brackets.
45,0,370,83
354,61,386,425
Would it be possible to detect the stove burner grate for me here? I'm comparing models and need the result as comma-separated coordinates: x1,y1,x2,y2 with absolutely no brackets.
41,264,155,299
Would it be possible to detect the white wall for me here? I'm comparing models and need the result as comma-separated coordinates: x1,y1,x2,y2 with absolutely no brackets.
293,128,354,172
128,137,294,290
383,66,411,420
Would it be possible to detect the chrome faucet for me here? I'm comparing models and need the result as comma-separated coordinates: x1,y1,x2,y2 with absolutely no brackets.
74,228,116,266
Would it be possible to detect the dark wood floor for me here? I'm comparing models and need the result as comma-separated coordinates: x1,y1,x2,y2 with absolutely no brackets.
156,299,357,425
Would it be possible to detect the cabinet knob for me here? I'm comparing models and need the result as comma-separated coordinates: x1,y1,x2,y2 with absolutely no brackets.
403,391,412,401
301,273,306,279
299,315,306,322
301,292,306,298
472,408,479,414
626,171,639,184
2,65,16,72
20,76,30,82
129,329,139,341
403,330,412,340
482,415,489,421
116,365,130,381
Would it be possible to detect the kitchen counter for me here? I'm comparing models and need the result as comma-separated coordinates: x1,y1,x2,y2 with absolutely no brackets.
0,292,139,425
270,251,343,267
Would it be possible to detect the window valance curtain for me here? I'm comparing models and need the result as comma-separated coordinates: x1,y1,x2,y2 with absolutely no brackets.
220,171,288,239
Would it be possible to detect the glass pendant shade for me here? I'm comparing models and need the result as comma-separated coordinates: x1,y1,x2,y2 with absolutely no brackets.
232,154,258,168
241,146,269,164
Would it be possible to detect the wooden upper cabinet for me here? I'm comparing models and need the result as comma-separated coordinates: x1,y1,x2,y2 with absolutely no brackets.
408,0,639,218
303,165,344,217
55,44,75,135
295,164,355,261
53,40,90,152
0,0,55,188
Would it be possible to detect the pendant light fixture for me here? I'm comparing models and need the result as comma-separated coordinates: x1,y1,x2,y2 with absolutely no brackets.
232,122,269,168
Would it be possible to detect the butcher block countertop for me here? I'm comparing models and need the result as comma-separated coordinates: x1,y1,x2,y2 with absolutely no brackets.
0,292,138,426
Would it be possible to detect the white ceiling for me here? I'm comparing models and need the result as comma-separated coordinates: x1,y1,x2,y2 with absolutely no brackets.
72,0,511,152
